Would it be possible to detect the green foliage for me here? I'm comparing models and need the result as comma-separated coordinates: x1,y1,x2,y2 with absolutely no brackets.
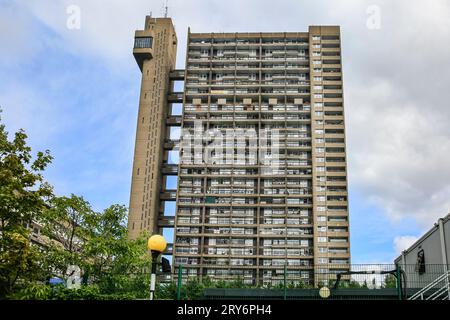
10,283,139,300
83,205,151,298
0,112,153,300
0,110,53,296
383,274,397,288
8,283,52,300
286,280,311,289
84,205,150,287
156,275,314,300
339,279,363,288
156,281,178,300
40,195,95,277
40,199,152,299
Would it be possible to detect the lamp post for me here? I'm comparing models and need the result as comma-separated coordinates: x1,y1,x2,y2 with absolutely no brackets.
148,234,167,300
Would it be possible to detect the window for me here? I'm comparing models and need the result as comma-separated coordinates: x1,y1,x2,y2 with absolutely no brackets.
318,237,327,243
316,147,325,153
315,129,324,135
314,94,323,99
317,216,326,222
317,206,326,211
316,166,325,172
314,68,322,73
313,44,321,49
134,37,153,48
314,77,323,82
300,240,309,247
313,60,322,65
316,186,326,192
314,85,323,90
317,226,327,232
312,36,321,41
316,196,326,202
314,102,323,108
316,157,325,163
318,258,328,264
315,138,324,143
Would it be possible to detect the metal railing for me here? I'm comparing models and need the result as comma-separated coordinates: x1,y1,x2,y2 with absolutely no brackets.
169,264,450,300
408,269,450,300
35,264,449,300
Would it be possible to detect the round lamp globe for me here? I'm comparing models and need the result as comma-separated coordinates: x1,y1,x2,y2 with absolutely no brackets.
147,234,167,253
319,286,331,299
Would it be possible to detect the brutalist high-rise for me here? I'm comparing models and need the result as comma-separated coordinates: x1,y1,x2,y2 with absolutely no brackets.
130,17,350,286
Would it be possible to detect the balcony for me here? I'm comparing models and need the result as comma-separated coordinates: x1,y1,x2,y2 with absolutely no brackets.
164,243,174,255
164,139,179,150
167,92,184,103
166,115,182,126
158,216,175,228
133,34,153,71
169,69,185,81
160,190,177,201
162,164,179,175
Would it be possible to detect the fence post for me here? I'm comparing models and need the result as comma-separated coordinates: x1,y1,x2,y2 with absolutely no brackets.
396,264,403,300
177,265,183,300
284,263,287,300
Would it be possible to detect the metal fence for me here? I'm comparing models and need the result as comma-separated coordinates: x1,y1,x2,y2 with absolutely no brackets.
167,264,450,300
44,263,447,300
172,264,398,288
202,288,401,300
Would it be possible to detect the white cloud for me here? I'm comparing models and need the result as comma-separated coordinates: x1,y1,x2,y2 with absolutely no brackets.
345,0,450,229
394,236,419,255
11,0,152,67
0,2,44,67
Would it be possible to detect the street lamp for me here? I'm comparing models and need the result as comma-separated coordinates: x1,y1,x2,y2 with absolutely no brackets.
148,234,167,300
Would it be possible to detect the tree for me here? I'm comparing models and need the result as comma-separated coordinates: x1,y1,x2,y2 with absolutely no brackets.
383,274,397,288
0,110,53,297
41,199,152,298
0,111,158,299
40,195,95,278
83,205,151,296
348,280,362,288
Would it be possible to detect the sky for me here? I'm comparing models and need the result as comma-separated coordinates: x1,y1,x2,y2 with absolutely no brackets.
1,0,450,264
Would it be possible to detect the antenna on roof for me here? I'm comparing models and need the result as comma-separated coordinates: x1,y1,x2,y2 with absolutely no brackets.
164,0,169,18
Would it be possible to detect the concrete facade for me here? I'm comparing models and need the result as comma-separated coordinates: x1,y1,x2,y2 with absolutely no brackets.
173,27,350,286
128,17,351,286
128,17,178,239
